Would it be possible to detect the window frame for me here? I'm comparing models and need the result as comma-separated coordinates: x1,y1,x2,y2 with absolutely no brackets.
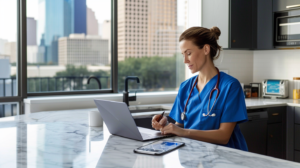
25,0,119,97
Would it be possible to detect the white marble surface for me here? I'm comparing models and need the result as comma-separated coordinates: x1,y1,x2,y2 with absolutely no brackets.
1,109,300,168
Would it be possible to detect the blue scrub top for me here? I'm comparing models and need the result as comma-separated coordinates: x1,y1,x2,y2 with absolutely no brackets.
169,72,248,151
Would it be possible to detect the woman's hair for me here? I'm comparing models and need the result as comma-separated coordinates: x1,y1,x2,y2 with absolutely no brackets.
179,26,222,60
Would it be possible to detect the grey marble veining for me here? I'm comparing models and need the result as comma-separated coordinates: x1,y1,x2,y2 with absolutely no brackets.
1,109,300,168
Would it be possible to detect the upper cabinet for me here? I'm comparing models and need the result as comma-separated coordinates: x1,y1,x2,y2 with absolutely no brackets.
202,0,274,50
273,0,300,12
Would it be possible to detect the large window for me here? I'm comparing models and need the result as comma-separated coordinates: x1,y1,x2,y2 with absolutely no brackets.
117,0,196,93
26,0,112,94
0,0,20,117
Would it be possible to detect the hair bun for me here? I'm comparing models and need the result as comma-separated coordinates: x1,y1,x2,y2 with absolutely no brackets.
210,26,221,40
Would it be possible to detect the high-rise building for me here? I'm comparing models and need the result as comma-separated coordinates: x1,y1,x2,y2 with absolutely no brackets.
38,0,87,64
27,17,37,46
87,7,99,35
27,46,39,63
102,20,111,63
118,0,178,61
58,34,109,66
4,42,17,63
0,38,8,55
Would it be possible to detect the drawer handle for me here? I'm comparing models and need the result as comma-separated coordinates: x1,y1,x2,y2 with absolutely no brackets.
270,134,273,138
272,113,279,116
286,4,300,8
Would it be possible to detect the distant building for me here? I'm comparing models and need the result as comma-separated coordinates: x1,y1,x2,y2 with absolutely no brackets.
27,17,37,45
0,38,8,55
27,46,39,63
4,42,17,63
87,7,99,35
101,20,111,64
38,0,87,64
58,34,109,66
117,0,178,60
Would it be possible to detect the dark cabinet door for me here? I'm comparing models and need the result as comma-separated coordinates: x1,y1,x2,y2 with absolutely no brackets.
256,0,273,49
295,125,300,151
267,123,284,159
295,151,300,162
230,0,254,49
273,0,300,12
239,113,268,155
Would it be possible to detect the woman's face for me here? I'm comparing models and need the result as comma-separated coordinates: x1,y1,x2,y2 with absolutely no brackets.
179,40,210,74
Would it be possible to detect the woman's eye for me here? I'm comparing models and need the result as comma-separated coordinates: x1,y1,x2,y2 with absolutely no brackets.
187,53,191,55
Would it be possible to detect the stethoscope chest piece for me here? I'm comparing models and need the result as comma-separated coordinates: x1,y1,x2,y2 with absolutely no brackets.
181,112,186,120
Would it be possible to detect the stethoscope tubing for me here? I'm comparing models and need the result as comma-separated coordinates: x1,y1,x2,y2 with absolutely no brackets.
182,67,220,119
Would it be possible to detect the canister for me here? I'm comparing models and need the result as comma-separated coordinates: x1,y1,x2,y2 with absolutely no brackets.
293,77,300,99
244,85,251,98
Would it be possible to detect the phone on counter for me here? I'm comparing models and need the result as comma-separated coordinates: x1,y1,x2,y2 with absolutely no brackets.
133,140,185,155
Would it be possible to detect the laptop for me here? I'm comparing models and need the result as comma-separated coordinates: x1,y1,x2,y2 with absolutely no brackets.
94,99,172,141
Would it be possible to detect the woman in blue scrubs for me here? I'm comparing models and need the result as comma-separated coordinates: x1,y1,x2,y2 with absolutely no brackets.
152,26,248,151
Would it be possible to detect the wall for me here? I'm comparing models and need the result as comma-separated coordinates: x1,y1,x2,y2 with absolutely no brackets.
185,50,254,85
253,50,300,98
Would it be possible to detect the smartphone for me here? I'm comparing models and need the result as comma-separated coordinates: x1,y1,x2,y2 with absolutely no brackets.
133,140,185,155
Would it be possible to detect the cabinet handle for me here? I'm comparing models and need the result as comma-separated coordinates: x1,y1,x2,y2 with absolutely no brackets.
232,40,236,43
272,113,279,116
286,4,300,8
270,134,273,138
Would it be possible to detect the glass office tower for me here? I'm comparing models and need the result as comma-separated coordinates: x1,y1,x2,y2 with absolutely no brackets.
38,0,87,64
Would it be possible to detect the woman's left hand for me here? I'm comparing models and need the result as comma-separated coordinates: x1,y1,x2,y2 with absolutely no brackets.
160,123,186,136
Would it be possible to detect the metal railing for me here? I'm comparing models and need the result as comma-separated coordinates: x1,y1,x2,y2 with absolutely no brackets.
0,76,110,96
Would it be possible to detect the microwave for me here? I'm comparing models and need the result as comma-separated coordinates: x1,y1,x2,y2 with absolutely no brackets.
274,8,300,47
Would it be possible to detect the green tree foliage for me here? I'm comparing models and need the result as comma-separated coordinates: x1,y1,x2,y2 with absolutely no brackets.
27,56,183,93
118,56,178,92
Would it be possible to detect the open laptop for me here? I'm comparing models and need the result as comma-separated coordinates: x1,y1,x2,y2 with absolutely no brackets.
94,99,172,141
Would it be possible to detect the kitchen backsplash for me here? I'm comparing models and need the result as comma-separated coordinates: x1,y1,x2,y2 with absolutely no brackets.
216,50,253,85
253,50,300,98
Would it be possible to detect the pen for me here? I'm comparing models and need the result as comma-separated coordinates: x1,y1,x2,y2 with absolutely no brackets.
158,111,165,122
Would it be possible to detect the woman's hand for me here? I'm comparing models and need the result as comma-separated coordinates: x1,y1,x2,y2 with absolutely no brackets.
151,115,168,130
160,123,185,136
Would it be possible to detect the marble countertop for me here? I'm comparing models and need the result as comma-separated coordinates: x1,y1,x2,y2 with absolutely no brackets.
1,109,300,168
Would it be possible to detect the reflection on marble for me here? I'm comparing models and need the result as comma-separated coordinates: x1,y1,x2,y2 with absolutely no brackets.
0,109,300,168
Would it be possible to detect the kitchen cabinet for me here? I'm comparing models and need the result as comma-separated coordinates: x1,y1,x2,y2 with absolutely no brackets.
273,0,300,12
202,0,273,50
240,107,286,158
267,106,286,159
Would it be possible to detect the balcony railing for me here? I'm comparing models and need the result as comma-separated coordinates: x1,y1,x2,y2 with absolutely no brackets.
0,76,110,96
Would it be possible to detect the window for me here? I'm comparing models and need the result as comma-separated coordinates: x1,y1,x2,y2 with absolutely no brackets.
117,0,186,93
26,0,112,94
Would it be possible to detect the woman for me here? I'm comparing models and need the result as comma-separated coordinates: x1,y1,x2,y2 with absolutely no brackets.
152,26,248,151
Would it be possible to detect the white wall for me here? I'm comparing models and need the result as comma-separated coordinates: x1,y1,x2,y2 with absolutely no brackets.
253,50,300,98
185,50,254,85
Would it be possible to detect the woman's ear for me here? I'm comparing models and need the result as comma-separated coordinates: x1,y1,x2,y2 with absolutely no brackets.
203,44,210,56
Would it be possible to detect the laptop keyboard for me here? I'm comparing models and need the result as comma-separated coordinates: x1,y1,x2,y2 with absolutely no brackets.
140,132,172,140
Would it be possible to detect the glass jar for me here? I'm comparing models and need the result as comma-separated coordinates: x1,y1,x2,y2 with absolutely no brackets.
293,77,300,99
244,85,251,98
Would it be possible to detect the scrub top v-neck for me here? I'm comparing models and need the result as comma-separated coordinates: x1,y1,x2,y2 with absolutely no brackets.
169,72,248,151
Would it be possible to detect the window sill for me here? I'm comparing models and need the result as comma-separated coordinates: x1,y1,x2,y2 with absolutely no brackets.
24,91,178,113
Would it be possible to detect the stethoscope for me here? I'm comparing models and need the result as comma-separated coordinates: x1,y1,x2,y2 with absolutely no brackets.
181,67,220,120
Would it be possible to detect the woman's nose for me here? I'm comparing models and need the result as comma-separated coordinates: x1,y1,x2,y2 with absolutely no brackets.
183,55,189,63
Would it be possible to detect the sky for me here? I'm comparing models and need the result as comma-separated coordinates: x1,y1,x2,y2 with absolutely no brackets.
0,0,186,43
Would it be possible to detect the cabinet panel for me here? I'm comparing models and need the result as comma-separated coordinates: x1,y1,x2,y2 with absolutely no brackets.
295,125,300,150
256,0,273,49
295,151,300,163
267,123,284,159
273,0,300,12
230,0,253,49
202,0,229,48
295,107,300,124
268,106,286,123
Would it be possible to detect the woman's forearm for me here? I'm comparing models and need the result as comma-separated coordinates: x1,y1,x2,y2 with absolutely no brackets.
181,122,236,145
183,129,230,144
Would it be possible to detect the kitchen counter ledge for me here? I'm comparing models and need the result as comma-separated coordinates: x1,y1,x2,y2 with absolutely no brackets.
1,108,300,168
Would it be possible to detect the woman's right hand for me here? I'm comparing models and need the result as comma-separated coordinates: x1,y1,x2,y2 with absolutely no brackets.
151,115,168,130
